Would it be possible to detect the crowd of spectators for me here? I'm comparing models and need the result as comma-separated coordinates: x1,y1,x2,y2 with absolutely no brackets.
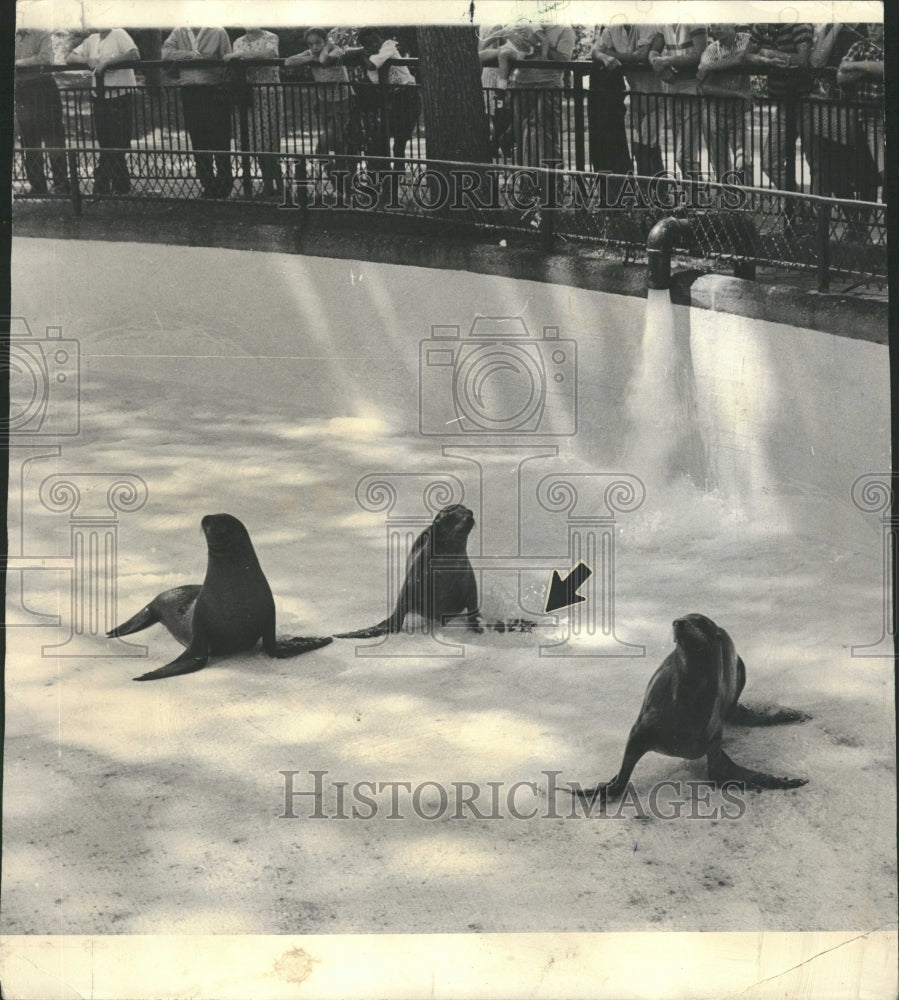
483,20,884,201
14,22,885,205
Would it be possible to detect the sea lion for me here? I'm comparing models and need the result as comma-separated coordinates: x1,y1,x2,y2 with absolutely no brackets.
335,503,483,638
108,513,332,681
571,613,810,801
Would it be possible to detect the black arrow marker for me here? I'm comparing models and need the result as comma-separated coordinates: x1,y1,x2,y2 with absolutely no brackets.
544,561,593,614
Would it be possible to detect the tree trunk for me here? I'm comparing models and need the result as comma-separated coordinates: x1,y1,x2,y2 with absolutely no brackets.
416,26,490,163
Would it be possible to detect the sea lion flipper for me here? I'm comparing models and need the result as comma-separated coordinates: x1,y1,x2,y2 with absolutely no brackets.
565,782,610,805
333,622,390,639
109,585,201,643
334,604,403,639
707,746,808,790
565,736,647,804
271,635,334,658
134,621,209,681
728,702,812,726
482,618,538,633
107,604,159,638
133,647,209,682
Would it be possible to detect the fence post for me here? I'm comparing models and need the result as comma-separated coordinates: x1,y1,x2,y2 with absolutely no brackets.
296,155,309,217
573,73,585,172
784,93,798,195
67,150,82,215
377,62,391,162
817,198,831,292
237,63,253,198
540,164,556,248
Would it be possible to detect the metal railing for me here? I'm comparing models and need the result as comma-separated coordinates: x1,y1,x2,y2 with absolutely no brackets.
14,58,885,194
12,58,887,291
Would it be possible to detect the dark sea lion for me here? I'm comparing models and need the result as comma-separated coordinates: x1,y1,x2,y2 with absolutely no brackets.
335,503,483,638
108,513,332,681
571,613,810,801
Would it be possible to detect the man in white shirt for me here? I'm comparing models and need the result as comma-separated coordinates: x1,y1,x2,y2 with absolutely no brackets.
162,27,234,198
67,28,139,194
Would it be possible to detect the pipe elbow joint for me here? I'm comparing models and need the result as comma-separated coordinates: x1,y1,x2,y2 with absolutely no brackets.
646,217,694,290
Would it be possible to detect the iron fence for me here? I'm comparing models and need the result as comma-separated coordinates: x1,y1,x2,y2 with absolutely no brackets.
12,59,887,291
15,59,885,195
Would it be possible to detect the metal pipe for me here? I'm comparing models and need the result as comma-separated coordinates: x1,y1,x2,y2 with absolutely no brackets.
646,217,694,289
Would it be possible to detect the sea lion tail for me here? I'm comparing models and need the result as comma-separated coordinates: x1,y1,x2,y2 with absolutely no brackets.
107,605,159,638
333,619,391,640
272,635,334,658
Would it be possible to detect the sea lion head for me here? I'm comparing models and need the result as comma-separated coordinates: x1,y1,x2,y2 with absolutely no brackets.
672,613,724,655
201,513,253,554
430,504,476,552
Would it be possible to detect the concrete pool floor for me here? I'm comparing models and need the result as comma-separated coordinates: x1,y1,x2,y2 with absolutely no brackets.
3,235,895,939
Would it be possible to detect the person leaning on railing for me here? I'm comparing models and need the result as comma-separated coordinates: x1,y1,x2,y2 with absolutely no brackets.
807,23,878,201
340,28,421,191
697,23,755,186
66,27,139,195
506,23,575,173
744,22,814,194
226,28,282,198
646,23,708,184
593,23,663,177
284,26,357,198
478,24,514,157
15,28,70,194
587,28,631,176
161,26,233,198
838,22,884,196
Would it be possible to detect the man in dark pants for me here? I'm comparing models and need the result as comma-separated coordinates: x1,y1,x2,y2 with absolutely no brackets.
67,28,139,194
14,29,70,194
162,26,234,198
587,49,632,175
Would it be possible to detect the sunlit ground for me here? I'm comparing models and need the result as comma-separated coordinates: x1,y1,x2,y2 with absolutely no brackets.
4,238,895,935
